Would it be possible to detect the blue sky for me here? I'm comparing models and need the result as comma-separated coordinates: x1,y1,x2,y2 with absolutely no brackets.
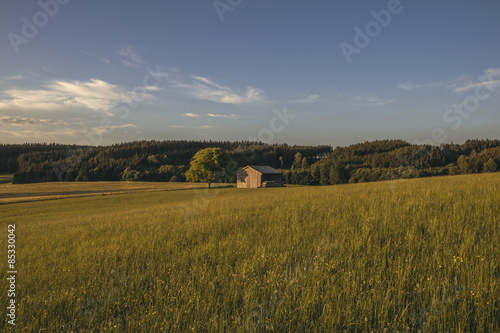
1,0,499,147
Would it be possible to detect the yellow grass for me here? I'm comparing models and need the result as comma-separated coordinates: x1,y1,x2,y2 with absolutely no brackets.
0,173,499,332
0,181,232,204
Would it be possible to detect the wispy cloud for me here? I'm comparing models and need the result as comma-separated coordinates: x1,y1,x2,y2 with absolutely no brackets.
0,116,68,126
169,125,212,129
0,78,154,116
5,75,24,81
396,81,455,91
0,128,82,138
453,68,500,93
0,115,138,141
397,82,429,91
84,51,111,65
0,75,24,84
118,46,145,68
165,71,265,105
351,95,395,107
398,68,500,93
207,113,240,119
82,123,138,136
290,94,320,104
454,80,500,93
181,113,200,118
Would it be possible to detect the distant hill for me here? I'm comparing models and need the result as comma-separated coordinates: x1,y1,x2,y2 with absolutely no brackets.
0,140,331,183
1,139,498,184
282,139,500,185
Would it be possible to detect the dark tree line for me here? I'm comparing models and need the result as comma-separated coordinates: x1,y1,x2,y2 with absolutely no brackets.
4,140,331,184
3,139,498,185
282,139,500,185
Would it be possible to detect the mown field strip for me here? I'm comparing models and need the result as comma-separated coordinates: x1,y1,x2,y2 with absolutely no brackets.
0,182,231,204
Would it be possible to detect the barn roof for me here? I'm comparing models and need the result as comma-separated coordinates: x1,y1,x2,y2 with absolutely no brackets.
241,165,281,174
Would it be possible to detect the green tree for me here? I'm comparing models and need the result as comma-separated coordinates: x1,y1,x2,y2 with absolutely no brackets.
483,158,497,173
185,148,230,188
448,164,459,175
301,157,308,169
457,155,469,173
121,167,140,181
329,163,349,185
310,163,321,185
319,162,330,186
293,152,303,169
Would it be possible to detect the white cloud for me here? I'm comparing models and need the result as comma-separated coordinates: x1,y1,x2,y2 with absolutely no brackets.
397,80,460,91
0,114,138,139
144,85,161,91
0,116,68,126
83,123,138,136
6,75,24,81
0,123,136,141
166,72,265,105
351,95,395,107
121,60,139,68
182,113,200,118
0,75,24,85
290,94,320,104
169,124,212,129
397,82,425,91
398,68,500,94
118,46,145,67
453,68,500,93
454,80,500,93
207,113,240,119
0,78,154,116
0,128,81,138
84,52,111,65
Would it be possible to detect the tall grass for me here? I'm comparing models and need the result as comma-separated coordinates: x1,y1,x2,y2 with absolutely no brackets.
1,173,499,332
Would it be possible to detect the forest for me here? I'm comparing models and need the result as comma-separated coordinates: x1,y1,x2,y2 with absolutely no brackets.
1,138,498,185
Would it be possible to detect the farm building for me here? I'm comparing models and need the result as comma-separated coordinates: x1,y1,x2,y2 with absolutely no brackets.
236,165,284,188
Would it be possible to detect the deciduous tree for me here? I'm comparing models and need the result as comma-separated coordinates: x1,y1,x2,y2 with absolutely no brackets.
185,148,230,188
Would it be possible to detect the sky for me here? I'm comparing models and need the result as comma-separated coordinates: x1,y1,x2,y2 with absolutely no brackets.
0,0,499,147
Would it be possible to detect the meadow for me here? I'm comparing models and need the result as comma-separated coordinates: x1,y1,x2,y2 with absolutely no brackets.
0,173,499,332
0,181,231,204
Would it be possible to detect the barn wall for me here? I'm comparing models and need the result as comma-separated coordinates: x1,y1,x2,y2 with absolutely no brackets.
237,167,282,188
236,169,249,188
237,168,260,188
250,168,260,188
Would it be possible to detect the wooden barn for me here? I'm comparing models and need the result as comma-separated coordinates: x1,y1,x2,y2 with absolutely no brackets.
236,165,284,188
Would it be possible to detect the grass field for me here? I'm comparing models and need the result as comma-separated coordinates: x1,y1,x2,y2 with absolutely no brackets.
0,181,231,204
1,174,499,332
